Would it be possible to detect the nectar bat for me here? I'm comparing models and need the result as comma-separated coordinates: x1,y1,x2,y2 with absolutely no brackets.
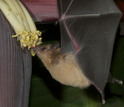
34,43,122,104
34,43,90,88
34,0,122,104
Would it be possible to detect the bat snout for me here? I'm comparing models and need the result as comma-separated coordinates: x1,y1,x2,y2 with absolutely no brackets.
50,42,60,50
33,42,60,53
33,45,42,52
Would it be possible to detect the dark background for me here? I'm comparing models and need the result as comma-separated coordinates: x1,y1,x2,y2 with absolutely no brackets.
29,22,124,107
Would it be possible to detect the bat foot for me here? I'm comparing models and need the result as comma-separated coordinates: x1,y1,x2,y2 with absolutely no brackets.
102,99,106,104
112,78,123,85
100,91,105,104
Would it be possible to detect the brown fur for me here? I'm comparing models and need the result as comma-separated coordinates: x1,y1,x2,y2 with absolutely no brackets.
34,44,90,88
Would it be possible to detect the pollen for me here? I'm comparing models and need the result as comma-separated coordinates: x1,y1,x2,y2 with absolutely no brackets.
12,30,42,56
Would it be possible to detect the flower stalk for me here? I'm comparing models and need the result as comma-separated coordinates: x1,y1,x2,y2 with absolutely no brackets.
0,0,42,56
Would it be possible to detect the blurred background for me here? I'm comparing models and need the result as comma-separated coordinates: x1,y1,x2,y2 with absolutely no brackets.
21,0,124,106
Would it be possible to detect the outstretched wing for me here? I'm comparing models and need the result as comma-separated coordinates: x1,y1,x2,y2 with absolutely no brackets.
58,0,122,94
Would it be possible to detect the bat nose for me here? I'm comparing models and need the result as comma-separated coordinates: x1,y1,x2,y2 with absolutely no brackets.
50,42,60,50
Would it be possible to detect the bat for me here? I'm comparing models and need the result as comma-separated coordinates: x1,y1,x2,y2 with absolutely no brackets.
34,43,90,88
34,42,122,104
34,0,122,104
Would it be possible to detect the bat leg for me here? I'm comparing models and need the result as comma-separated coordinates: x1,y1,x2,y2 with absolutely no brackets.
99,76,123,104
108,74,123,85
111,78,123,85
100,91,105,104
100,76,122,104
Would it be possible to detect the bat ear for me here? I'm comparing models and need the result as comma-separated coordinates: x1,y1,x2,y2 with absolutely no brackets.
50,42,60,50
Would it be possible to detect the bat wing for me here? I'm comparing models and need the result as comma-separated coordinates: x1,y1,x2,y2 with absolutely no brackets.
58,0,122,97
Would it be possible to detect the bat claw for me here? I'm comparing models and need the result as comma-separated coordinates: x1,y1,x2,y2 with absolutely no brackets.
100,91,105,104
112,78,123,85
102,99,106,104
120,81,123,85
117,80,123,85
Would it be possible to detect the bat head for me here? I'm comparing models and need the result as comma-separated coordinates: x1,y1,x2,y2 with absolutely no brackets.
33,42,60,64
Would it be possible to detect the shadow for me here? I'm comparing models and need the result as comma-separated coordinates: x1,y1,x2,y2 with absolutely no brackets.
83,85,102,102
31,22,63,100
36,22,60,42
32,55,63,100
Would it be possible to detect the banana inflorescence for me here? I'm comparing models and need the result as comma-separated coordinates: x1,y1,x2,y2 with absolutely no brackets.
0,0,42,56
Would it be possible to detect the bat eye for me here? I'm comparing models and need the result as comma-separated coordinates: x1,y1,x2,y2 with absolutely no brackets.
41,47,46,51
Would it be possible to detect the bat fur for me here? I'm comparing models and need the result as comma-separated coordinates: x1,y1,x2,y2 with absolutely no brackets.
34,43,90,88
